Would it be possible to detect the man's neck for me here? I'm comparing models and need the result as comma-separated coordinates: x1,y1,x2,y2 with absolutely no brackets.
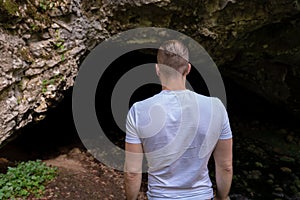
161,77,186,91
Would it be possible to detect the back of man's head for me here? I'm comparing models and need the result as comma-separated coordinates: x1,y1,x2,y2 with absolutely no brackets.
157,40,189,77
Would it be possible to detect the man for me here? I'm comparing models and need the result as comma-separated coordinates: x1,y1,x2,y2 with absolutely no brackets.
124,40,233,200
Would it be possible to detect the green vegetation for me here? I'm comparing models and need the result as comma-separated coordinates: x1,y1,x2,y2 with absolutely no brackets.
17,96,22,105
54,41,65,51
0,160,57,199
0,0,19,16
19,47,34,63
41,74,63,93
54,29,66,61
39,0,54,11
42,79,49,93
0,0,60,29
42,79,54,93
54,29,65,50
61,54,65,61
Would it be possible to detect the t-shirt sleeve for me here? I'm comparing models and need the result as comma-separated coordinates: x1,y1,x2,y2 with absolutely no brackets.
218,100,233,140
125,104,142,144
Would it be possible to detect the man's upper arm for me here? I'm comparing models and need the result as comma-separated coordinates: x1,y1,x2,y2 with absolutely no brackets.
126,104,142,144
218,98,232,140
213,138,233,168
214,98,233,167
125,104,143,172
125,142,143,173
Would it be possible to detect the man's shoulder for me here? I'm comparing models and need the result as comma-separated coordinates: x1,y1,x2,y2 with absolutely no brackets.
131,93,161,109
189,90,215,101
188,91,226,112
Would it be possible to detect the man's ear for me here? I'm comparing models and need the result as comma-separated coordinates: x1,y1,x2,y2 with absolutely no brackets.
185,63,191,75
155,64,160,76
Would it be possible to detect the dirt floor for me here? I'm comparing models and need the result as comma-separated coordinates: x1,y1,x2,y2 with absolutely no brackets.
0,143,149,200
39,147,147,200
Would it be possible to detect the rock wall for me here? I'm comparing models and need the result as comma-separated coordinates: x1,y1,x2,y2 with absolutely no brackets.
0,0,299,145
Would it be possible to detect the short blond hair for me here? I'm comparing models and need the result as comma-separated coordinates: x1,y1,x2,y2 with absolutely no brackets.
157,40,189,76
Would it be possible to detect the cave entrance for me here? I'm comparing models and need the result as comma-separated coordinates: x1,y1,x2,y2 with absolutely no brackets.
0,48,299,199
0,89,82,162
0,48,297,163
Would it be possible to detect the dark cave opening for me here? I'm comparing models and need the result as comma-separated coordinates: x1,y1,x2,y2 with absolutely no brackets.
0,49,298,162
1,49,299,199
0,89,83,162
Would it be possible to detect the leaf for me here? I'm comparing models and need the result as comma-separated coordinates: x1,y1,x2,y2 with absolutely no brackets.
0,160,57,199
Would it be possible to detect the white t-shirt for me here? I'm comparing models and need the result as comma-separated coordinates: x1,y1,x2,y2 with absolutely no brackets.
126,90,232,199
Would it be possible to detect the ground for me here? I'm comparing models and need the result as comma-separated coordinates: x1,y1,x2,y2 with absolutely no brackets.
42,148,147,200
0,145,147,200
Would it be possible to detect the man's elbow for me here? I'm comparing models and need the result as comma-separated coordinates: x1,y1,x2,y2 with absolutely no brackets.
222,165,233,174
216,162,233,174
125,171,141,181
